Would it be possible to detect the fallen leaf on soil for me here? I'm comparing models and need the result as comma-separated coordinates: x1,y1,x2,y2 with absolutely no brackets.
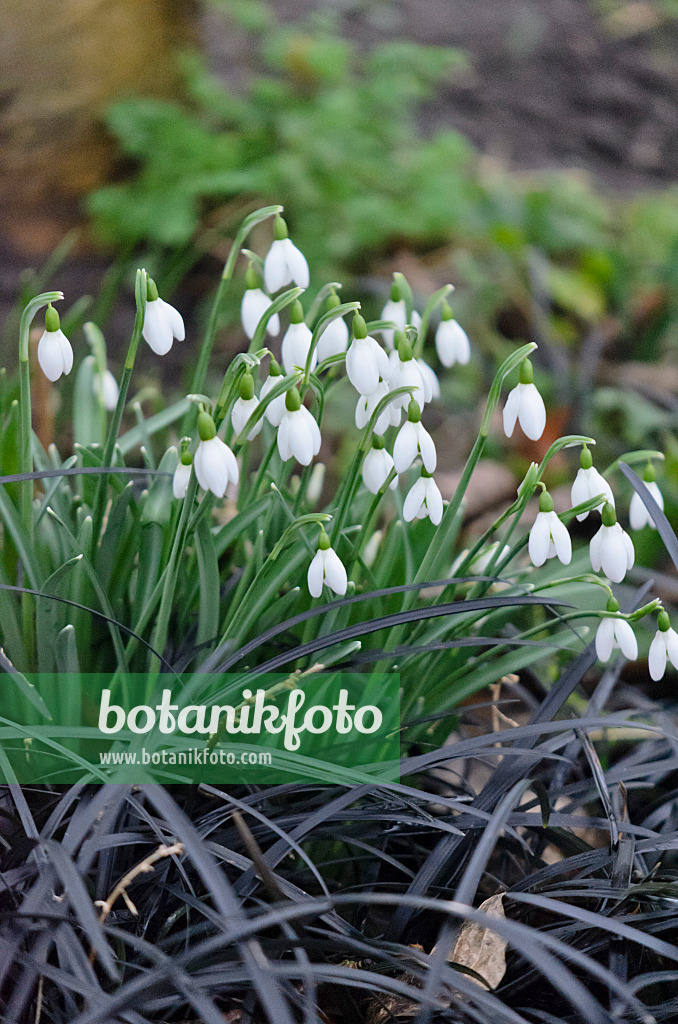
450,893,507,990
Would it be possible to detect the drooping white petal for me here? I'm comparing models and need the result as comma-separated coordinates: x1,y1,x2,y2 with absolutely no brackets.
231,396,262,440
307,550,325,598
380,299,407,349
425,478,443,524
260,374,286,426
161,298,185,342
363,448,394,493
600,523,629,583
96,369,119,411
393,421,419,474
590,526,603,573
416,423,437,473
518,383,546,441
629,491,650,531
649,632,667,681
623,528,635,570
59,331,74,375
37,330,71,381
263,239,290,293
571,468,592,521
549,512,572,565
282,321,315,374
194,437,228,497
346,338,378,395
393,359,426,410
316,317,348,361
283,238,310,288
529,512,552,567
242,288,279,339
403,477,427,521
665,628,678,671
142,298,181,355
299,406,322,456
172,462,192,499
595,618,615,662
355,381,391,435
288,412,315,466
417,359,440,402
277,413,292,461
435,319,470,367
323,548,348,596
502,385,521,438
614,619,638,661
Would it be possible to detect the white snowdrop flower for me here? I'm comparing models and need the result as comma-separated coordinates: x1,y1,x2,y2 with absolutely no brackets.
94,369,119,411
308,530,348,598
241,265,280,339
264,215,309,293
590,502,635,584
417,357,440,402
363,530,383,568
142,278,185,356
281,300,316,374
306,463,325,505
595,597,638,663
389,333,427,410
355,380,394,436
648,611,678,680
37,304,73,382
362,438,397,493
403,470,443,525
194,412,239,498
277,387,321,466
528,490,572,567
393,401,436,474
316,291,349,362
345,314,389,396
435,302,470,367
172,446,193,500
503,359,546,442
231,373,262,441
260,359,287,427
629,463,664,530
571,446,614,521
380,283,422,350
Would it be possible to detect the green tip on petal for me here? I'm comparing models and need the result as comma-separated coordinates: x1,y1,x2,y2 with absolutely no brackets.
538,490,554,513
285,386,301,412
580,445,593,470
390,282,401,302
606,596,620,613
146,277,159,303
240,373,255,401
407,399,421,423
643,461,657,483
269,357,282,377
658,609,671,632
602,501,617,527
290,299,304,324
45,304,60,332
198,411,217,442
519,358,533,385
274,214,288,240
353,313,367,339
245,264,259,290
318,529,331,551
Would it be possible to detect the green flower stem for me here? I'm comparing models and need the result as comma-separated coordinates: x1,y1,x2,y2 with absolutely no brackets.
91,269,147,556
305,282,342,326
604,449,664,478
18,289,63,662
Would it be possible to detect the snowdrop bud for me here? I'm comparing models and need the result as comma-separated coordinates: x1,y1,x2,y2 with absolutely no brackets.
346,314,389,396
589,502,635,583
94,369,119,411
264,215,310,293
630,462,664,531
435,302,470,367
194,412,239,498
528,489,572,567
363,529,383,568
277,387,322,466
173,441,193,500
595,596,638,663
649,609,678,680
281,300,315,374
316,290,349,362
37,304,73,382
571,445,614,521
306,463,326,505
403,469,443,525
231,372,262,440
241,265,280,340
502,358,546,441
142,278,185,356
362,436,397,494
307,529,348,598
393,400,436,474
260,357,286,427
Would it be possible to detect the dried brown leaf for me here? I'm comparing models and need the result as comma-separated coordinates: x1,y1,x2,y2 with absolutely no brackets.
450,893,507,990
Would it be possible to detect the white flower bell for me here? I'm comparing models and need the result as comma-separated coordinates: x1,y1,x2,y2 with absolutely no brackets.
316,290,349,362
403,470,443,525
281,300,316,374
308,530,348,598
590,502,634,584
355,380,395,436
595,597,638,662
528,489,572,567
142,278,185,356
345,314,389,396
503,359,546,442
231,373,262,440
417,358,440,402
241,265,280,340
172,446,193,500
629,463,664,531
380,282,422,350
362,437,397,493
37,304,73,382
389,333,426,410
94,368,119,411
264,215,309,293
393,400,437,474
194,411,239,498
277,387,321,466
571,446,614,521
648,610,678,680
435,302,470,367
260,358,287,427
